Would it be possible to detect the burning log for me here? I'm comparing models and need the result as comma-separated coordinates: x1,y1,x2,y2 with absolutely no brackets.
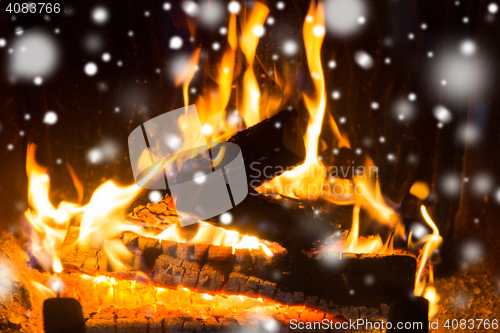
127,191,353,252
207,190,354,251
225,107,306,185
60,226,417,308
128,108,306,212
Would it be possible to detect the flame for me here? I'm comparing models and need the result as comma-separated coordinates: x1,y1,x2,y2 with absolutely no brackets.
154,221,282,257
195,14,239,143
413,205,442,317
240,2,269,127
25,144,82,271
24,0,443,319
24,140,282,276
256,1,330,200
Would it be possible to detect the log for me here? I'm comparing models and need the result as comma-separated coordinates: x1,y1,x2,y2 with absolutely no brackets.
127,190,353,252
127,108,306,211
207,190,354,251
225,108,306,186
84,303,364,333
61,226,417,308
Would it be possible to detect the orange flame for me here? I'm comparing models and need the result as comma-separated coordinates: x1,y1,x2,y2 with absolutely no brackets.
240,2,269,127
413,205,442,317
257,0,332,200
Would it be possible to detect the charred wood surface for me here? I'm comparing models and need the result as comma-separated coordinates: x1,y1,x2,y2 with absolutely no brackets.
61,226,416,308
225,108,306,186
207,190,353,251
126,190,353,252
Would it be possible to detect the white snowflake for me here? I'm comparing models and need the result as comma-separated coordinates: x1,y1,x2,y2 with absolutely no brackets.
84,62,98,76
433,105,453,123
148,191,162,203
43,111,58,125
253,25,265,37
354,50,374,69
488,3,498,14
33,76,43,85
169,36,183,49
459,40,476,56
325,0,367,36
219,212,233,225
92,6,109,24
282,40,298,56
228,1,241,14
101,52,111,62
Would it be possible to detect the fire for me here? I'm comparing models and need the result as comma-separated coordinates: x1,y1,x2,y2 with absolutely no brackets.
23,0,443,321
153,221,281,256
413,205,442,317
25,144,82,271
240,2,269,128
257,0,332,201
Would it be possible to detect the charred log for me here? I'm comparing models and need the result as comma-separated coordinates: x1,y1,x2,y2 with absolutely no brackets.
127,191,353,252
60,226,416,308
225,108,306,186
127,108,306,211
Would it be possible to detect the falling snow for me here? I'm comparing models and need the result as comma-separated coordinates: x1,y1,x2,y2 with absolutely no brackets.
282,40,298,56
84,62,98,76
43,111,58,125
169,36,183,49
101,52,111,62
354,50,374,69
228,1,241,14
325,0,367,36
219,212,233,225
148,191,162,203
92,6,109,24
489,3,499,14
433,105,453,124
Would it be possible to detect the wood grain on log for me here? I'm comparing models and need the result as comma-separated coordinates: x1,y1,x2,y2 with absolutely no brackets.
61,226,416,308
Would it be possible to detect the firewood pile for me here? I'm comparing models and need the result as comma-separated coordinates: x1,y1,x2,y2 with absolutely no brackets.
0,232,390,332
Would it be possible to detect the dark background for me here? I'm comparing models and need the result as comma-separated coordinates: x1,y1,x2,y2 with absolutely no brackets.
0,0,499,275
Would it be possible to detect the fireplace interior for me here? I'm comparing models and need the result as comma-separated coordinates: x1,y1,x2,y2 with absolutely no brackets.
1,0,500,333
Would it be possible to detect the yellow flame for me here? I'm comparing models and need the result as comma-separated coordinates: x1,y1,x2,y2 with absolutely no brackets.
195,14,239,143
424,286,440,318
154,221,281,257
240,2,269,127
414,205,442,317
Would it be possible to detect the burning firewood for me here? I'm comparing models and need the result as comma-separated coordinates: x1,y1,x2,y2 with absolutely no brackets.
128,107,306,212
60,221,417,309
128,187,353,252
